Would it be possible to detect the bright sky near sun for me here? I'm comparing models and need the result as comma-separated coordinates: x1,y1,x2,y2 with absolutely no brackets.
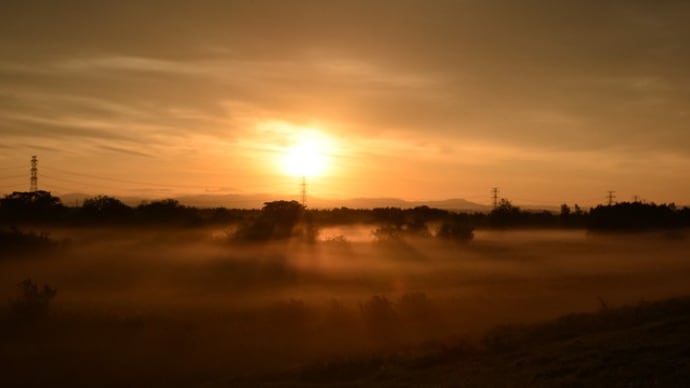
1,1,690,207
281,129,332,178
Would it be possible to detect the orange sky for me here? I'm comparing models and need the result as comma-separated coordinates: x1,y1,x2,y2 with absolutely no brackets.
1,1,689,207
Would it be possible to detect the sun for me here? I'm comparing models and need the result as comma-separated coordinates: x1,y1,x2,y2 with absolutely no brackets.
282,130,331,177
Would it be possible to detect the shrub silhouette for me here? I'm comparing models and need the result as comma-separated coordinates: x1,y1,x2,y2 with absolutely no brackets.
81,195,132,223
0,191,64,223
489,198,522,227
588,202,684,230
397,292,433,321
269,298,308,331
0,227,57,257
372,225,404,243
10,279,57,321
234,200,307,241
436,217,474,242
360,295,398,337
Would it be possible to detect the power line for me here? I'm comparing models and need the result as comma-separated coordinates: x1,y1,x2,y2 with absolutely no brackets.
0,184,25,190
492,187,499,209
0,165,26,171
32,182,75,193
41,175,122,189
41,166,226,190
0,174,26,180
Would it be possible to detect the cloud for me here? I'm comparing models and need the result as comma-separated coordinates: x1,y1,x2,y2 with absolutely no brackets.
98,144,153,158
1,1,689,200
2,0,689,152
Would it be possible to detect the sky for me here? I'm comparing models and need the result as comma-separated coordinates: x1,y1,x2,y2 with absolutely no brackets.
1,0,689,207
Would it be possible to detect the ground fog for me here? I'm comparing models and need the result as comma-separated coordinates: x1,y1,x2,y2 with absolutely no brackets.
1,227,689,385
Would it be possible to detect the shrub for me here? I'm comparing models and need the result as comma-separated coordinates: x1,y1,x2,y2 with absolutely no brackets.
233,200,310,242
397,292,433,321
372,226,403,243
360,295,397,333
436,218,474,242
9,279,57,321
0,227,57,257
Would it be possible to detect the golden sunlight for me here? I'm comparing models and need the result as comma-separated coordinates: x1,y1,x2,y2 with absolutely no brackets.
281,129,332,177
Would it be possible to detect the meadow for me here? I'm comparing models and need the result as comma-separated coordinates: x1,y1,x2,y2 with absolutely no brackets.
1,225,689,386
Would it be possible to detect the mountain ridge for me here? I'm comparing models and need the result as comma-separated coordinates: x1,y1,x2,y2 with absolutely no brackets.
58,193,495,211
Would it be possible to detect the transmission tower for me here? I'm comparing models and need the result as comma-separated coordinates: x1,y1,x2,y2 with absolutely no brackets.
607,190,616,206
301,176,307,207
492,187,499,209
30,155,38,192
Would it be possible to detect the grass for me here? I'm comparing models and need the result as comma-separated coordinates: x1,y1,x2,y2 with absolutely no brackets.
2,228,690,386
242,296,690,387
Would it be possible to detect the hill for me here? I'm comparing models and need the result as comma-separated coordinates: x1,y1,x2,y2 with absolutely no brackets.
59,193,493,211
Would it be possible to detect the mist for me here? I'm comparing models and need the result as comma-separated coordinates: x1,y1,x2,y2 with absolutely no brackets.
2,223,689,385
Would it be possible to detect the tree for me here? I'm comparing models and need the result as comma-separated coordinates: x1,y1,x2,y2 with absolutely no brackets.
560,203,572,226
233,200,306,241
10,279,57,321
81,195,132,222
437,216,474,241
489,198,521,227
588,202,680,230
0,191,64,223
136,199,194,223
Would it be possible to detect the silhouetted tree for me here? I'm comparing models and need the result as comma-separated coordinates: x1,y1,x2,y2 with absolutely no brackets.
360,295,398,338
560,203,571,218
406,206,448,235
0,191,64,223
588,202,681,230
234,200,306,241
10,279,57,321
437,216,474,241
372,225,404,243
0,227,56,256
81,195,132,223
372,207,406,228
397,292,433,321
489,198,521,227
136,199,199,224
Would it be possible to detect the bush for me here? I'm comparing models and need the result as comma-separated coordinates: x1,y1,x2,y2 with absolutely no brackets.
233,201,309,242
360,295,398,333
0,227,57,257
372,226,403,243
397,292,433,321
9,279,57,321
436,218,474,242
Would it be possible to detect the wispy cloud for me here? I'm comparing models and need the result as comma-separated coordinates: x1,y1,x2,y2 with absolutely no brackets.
1,1,689,201
98,144,153,158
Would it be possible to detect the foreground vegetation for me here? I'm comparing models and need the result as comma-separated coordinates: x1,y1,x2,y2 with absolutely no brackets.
0,226,688,386
2,280,689,387
246,296,690,387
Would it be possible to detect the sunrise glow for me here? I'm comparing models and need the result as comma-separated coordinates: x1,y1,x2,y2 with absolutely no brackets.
281,130,332,177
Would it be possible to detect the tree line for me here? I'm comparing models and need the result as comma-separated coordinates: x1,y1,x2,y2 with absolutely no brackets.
1,191,689,233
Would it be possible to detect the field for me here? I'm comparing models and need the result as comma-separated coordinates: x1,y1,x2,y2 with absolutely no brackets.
1,226,690,386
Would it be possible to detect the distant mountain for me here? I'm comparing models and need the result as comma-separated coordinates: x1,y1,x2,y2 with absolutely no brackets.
309,197,492,212
59,193,146,207
54,193,577,213
25,191,685,213
57,192,492,211
174,195,493,212
174,194,278,209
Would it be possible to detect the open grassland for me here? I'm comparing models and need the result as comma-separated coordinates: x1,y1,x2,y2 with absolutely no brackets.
1,227,689,386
